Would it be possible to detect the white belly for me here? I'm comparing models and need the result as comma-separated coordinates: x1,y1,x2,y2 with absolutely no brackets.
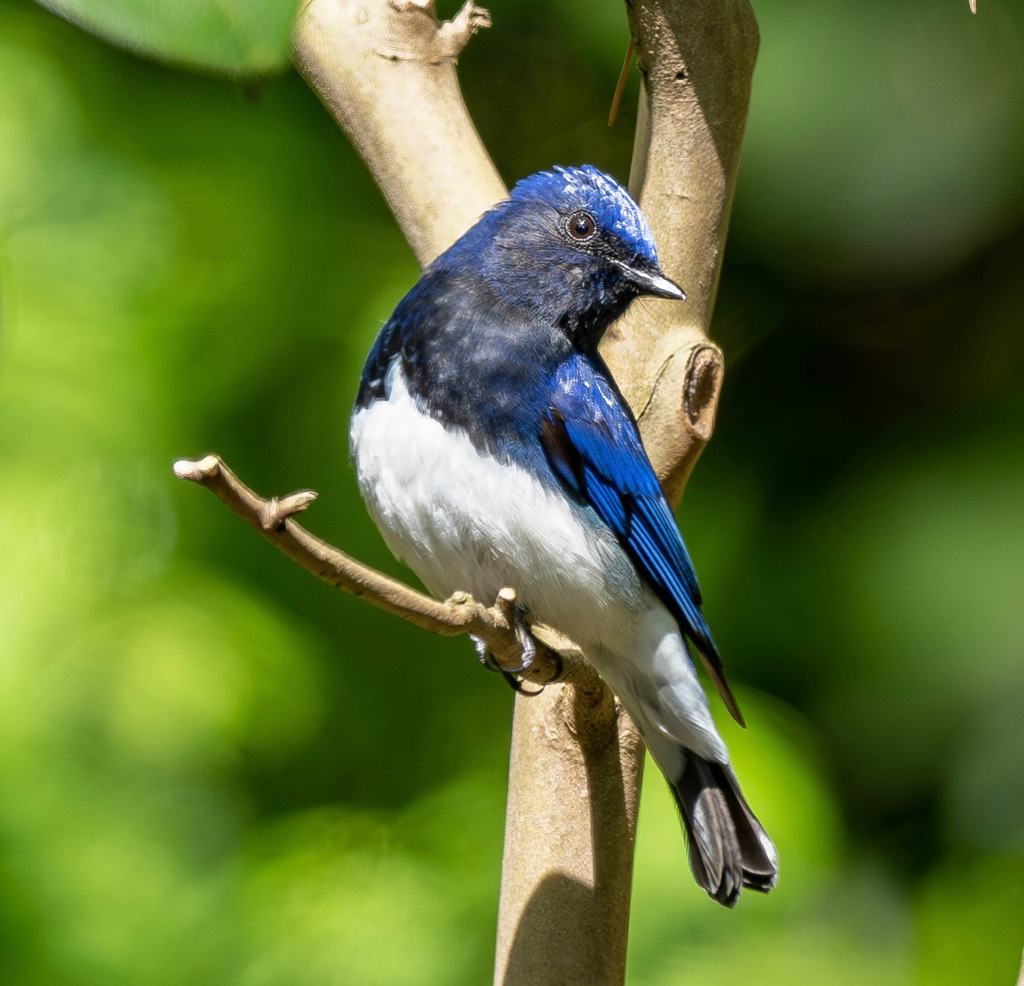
349,364,643,649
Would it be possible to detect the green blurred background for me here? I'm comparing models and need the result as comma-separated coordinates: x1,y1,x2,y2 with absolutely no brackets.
1,0,1022,982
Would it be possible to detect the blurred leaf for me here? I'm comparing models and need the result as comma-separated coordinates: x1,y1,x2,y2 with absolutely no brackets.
35,0,297,75
240,796,497,986
811,438,1024,822
635,925,910,986
915,857,1024,986
944,702,1024,853
737,0,1024,282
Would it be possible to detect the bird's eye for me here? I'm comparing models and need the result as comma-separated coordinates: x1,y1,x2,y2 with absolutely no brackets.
566,211,597,241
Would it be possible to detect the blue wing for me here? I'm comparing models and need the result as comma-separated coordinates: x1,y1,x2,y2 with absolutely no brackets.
540,353,744,725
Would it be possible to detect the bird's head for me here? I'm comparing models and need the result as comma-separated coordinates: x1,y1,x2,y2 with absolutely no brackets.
456,165,685,348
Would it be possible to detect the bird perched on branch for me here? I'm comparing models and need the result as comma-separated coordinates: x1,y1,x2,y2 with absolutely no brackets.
350,165,777,906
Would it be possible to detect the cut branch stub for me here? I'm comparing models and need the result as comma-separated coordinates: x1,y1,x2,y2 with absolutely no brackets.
172,455,561,683
632,333,724,506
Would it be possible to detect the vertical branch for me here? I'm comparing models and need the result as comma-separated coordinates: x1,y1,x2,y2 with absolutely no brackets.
495,663,645,985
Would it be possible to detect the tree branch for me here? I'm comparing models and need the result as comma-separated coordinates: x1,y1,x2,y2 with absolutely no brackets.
495,666,645,985
498,1,757,979
172,454,561,682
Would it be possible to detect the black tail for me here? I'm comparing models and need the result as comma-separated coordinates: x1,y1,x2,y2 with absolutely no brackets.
671,755,777,907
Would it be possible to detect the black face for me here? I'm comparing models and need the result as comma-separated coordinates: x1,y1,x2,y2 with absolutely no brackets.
397,167,684,352
508,202,686,347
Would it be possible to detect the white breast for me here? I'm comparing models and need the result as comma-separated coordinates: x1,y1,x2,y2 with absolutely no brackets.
349,363,643,649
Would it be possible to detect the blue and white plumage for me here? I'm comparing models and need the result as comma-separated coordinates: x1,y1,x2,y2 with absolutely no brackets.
350,165,777,905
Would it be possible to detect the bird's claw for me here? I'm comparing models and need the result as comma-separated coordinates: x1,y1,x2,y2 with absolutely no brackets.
471,614,544,694
472,634,494,669
508,619,537,675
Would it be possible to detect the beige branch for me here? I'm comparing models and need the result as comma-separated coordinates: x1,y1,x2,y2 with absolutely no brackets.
172,454,561,682
496,665,645,985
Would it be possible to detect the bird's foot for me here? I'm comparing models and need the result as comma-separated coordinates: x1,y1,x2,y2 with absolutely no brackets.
510,615,537,674
471,611,544,694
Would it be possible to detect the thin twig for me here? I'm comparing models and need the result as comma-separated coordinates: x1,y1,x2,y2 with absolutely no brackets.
173,454,561,683
608,39,635,126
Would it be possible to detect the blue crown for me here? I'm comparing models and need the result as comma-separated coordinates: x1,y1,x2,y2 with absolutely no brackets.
509,165,658,265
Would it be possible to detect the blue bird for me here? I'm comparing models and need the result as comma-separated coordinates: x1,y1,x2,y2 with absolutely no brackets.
350,165,777,905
